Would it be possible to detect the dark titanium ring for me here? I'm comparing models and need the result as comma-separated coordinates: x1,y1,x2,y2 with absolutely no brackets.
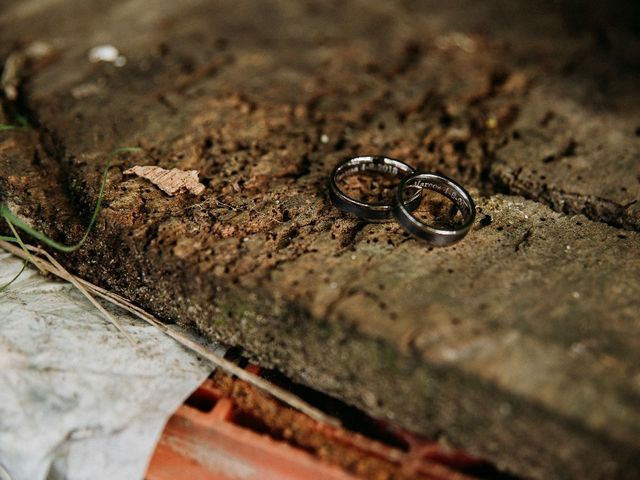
329,156,420,222
393,172,476,246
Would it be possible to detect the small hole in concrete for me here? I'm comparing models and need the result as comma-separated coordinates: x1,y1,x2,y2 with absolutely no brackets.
479,214,492,227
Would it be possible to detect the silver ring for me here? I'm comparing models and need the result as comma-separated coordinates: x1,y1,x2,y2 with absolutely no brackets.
393,172,475,245
329,156,420,222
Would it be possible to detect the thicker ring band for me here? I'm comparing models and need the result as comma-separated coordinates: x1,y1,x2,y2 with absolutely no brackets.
393,172,476,246
329,156,420,222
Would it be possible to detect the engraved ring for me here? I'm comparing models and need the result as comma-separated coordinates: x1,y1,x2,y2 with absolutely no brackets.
329,156,421,222
393,172,476,245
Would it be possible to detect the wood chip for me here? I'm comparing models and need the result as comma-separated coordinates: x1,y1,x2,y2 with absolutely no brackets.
123,165,205,196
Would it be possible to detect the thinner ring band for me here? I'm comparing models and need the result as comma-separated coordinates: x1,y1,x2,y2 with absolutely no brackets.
329,156,420,222
393,172,476,246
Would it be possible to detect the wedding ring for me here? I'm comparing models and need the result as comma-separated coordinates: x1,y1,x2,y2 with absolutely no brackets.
393,172,475,245
329,156,420,222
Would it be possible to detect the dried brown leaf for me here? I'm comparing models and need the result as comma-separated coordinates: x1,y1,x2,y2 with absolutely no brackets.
123,165,205,196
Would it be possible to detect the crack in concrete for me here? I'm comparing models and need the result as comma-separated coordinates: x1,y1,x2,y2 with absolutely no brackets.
490,166,639,232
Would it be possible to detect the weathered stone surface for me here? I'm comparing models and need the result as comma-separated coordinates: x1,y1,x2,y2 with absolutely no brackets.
1,1,639,478
491,80,640,230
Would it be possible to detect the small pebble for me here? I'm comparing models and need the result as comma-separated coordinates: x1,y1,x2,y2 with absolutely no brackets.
88,44,126,67
571,342,586,354
499,403,513,416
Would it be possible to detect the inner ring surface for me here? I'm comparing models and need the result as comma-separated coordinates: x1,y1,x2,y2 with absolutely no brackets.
397,173,475,232
332,156,416,208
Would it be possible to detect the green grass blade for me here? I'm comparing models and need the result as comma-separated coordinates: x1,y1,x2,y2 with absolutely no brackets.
0,259,28,293
0,116,29,131
16,115,29,128
4,215,42,272
0,146,141,253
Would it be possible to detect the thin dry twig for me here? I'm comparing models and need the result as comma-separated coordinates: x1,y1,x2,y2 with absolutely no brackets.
4,217,46,275
0,239,339,426
0,240,135,345
37,248,136,345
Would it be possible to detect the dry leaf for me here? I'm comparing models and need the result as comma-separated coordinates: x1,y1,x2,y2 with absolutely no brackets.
123,165,205,196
